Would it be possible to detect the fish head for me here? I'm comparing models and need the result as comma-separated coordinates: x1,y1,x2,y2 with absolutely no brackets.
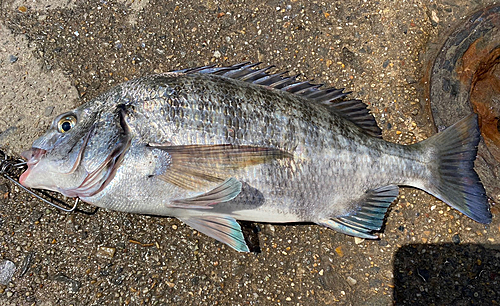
20,101,131,198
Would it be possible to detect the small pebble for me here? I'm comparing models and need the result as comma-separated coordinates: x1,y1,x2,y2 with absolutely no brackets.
354,237,365,244
431,10,439,23
53,274,81,293
6,290,13,297
0,260,16,286
347,276,357,286
9,55,18,63
335,246,344,257
213,50,221,58
452,234,460,244
96,246,116,259
266,224,276,236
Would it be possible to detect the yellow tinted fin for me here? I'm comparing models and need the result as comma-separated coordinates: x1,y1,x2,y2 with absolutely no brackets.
149,144,292,190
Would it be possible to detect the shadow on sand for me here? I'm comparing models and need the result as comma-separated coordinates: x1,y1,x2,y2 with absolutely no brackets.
394,243,500,305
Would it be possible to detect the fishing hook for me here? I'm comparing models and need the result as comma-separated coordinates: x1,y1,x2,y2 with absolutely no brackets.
0,149,78,212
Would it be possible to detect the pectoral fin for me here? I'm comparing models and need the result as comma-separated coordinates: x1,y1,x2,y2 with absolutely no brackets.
150,143,291,190
179,215,250,252
169,178,242,209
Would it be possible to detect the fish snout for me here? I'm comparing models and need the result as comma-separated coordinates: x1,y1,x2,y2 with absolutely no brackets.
19,148,47,187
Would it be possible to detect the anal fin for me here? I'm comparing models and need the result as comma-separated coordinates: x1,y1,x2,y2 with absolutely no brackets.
179,215,250,252
319,185,399,239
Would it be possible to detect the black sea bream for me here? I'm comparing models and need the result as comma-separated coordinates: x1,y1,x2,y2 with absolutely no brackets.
19,63,492,252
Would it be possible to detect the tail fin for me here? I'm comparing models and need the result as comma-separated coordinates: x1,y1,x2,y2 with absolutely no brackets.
418,114,491,223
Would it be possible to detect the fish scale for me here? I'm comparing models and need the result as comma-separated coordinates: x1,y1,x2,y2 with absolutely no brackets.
19,63,491,252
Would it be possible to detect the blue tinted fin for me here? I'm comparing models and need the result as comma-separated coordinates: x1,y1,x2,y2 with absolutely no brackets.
318,185,399,239
179,215,250,252
169,178,242,209
416,114,491,223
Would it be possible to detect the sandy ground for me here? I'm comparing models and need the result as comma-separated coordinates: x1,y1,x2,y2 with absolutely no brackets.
0,0,499,305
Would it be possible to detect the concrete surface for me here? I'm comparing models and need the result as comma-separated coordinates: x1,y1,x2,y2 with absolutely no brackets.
0,0,499,305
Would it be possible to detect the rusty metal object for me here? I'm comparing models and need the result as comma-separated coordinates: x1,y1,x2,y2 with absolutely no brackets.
429,5,500,203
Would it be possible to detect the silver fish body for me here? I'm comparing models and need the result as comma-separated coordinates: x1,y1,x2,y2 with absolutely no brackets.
20,64,491,252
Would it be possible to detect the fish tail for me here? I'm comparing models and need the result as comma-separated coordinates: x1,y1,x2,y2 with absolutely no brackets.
418,113,491,223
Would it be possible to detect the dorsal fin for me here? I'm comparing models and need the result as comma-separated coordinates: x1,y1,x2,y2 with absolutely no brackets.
174,63,382,138
327,100,383,138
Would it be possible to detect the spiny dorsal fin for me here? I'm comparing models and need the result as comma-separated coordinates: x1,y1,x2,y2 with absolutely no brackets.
327,99,383,138
175,63,382,138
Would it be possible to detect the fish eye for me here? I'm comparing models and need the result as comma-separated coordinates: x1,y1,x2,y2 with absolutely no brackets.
57,115,77,133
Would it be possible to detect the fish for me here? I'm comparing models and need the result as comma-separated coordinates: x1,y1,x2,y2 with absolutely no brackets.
19,63,492,252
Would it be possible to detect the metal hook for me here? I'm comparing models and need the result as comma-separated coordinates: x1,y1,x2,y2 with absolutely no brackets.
0,149,78,212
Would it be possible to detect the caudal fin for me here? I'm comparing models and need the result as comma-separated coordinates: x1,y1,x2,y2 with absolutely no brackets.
419,114,491,223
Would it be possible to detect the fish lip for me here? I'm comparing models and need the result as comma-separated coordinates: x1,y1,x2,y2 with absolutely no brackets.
19,148,47,187
21,148,47,166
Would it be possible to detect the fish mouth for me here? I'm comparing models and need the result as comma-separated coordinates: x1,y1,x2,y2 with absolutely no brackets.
21,148,47,165
19,124,95,190
19,148,47,186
